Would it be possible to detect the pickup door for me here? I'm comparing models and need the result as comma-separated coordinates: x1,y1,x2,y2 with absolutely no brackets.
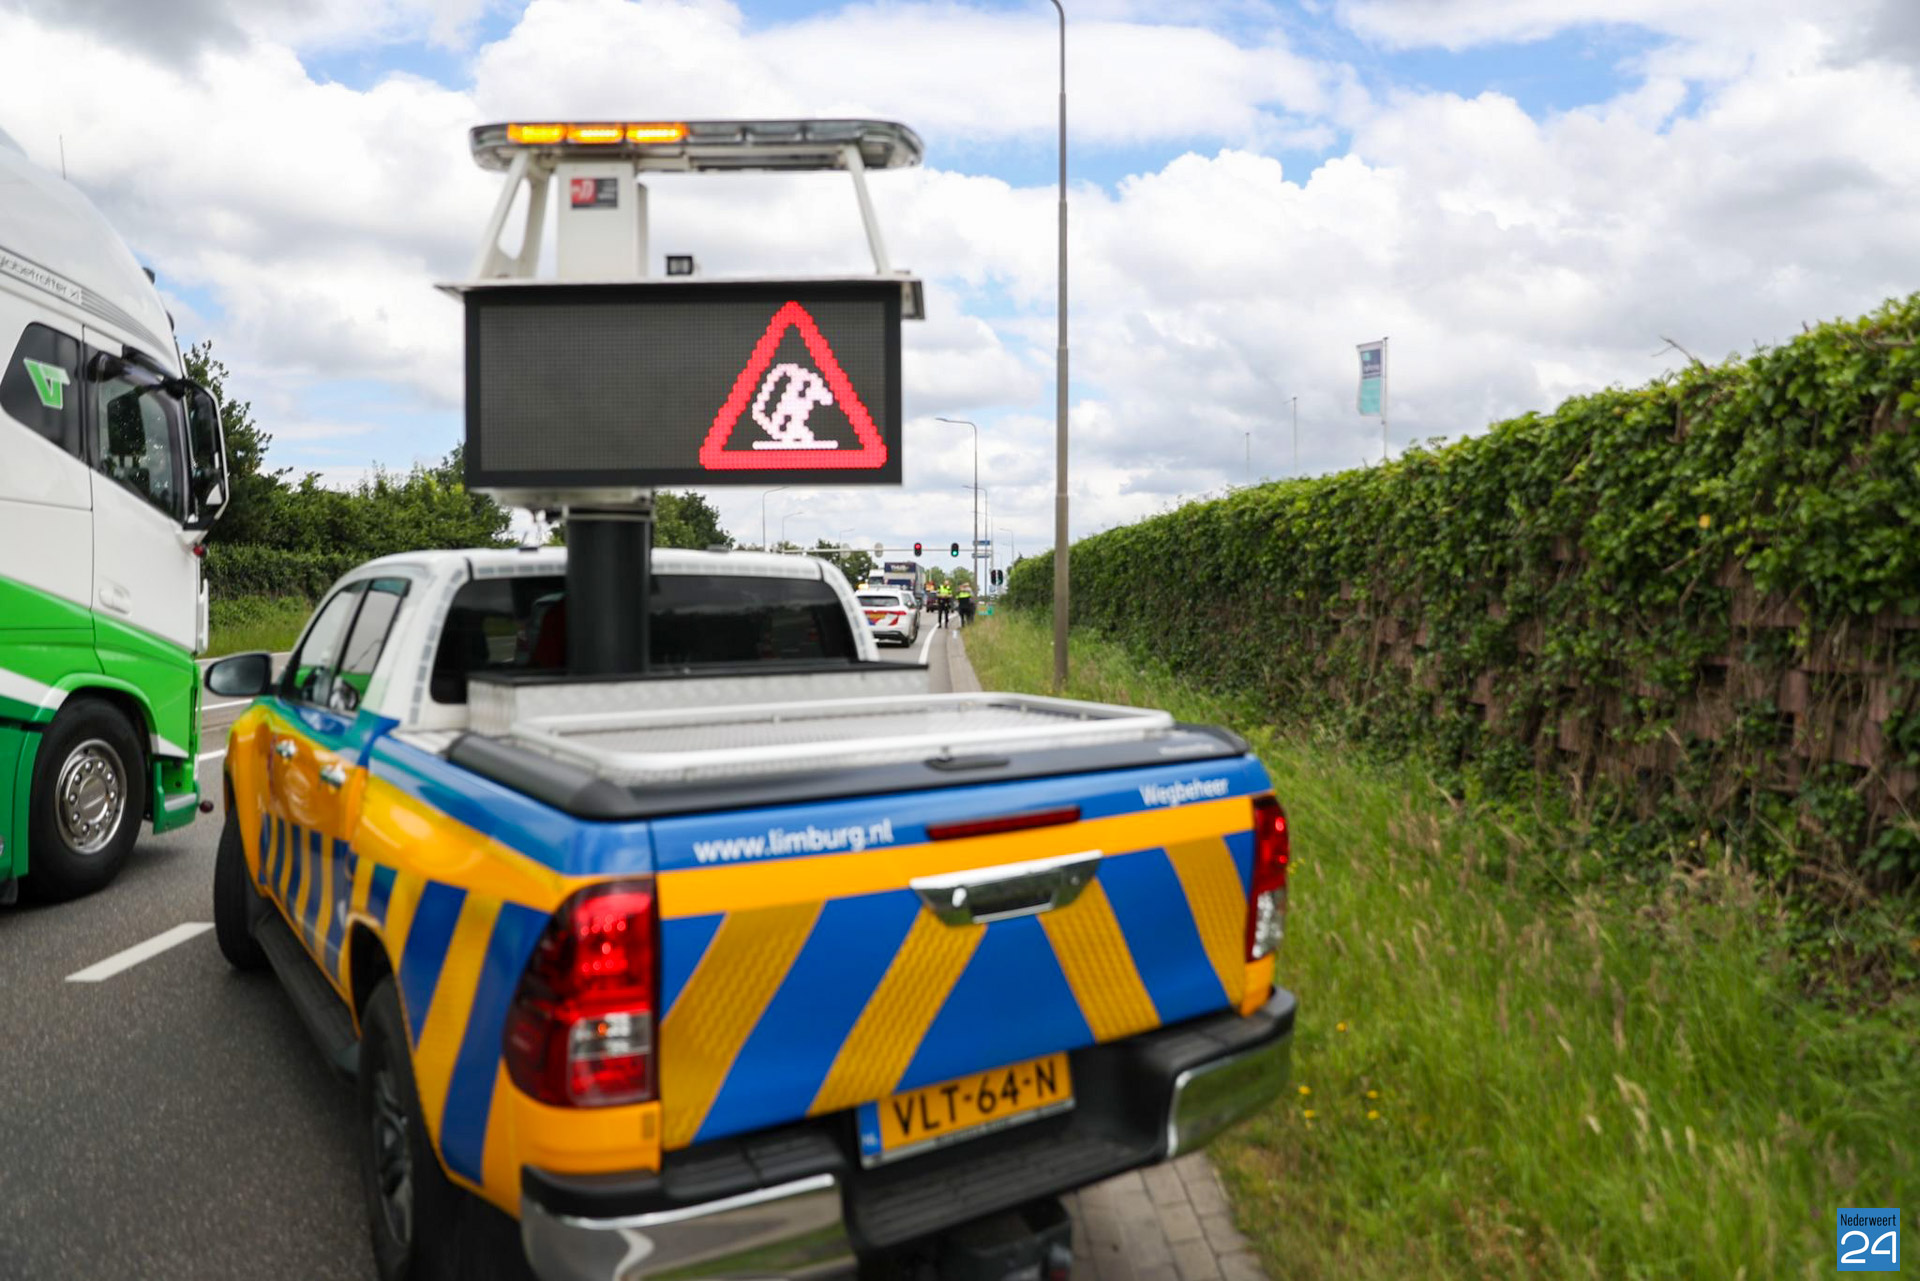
649,756,1271,1157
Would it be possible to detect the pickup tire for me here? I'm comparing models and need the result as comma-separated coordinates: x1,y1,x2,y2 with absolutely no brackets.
358,979,531,1281
24,700,146,901
213,812,267,971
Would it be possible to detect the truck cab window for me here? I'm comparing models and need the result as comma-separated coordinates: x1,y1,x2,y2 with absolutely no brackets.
88,355,183,520
1,323,83,456
284,583,366,711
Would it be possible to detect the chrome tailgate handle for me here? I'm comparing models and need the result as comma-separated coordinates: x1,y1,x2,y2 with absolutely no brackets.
912,850,1103,926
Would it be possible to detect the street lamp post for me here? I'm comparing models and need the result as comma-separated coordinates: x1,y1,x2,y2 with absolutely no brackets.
761,486,789,551
1292,396,1298,474
983,488,992,587
780,512,796,547
965,484,992,588
1048,0,1070,693
935,416,979,592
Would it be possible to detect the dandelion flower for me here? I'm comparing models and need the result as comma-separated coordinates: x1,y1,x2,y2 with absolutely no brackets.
1298,1085,1311,1097
1303,1109,1317,1120
1367,1110,1381,1121
1366,1090,1379,1100
1697,514,1712,529
1336,1022,1349,1033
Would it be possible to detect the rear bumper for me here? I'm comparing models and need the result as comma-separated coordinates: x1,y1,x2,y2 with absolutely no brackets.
520,987,1296,1281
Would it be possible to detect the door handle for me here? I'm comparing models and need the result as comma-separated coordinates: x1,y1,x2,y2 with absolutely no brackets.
273,739,296,760
319,762,348,789
911,850,1103,926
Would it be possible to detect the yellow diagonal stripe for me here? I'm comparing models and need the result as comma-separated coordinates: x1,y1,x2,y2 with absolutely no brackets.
276,822,297,902
382,869,426,986
1039,879,1160,1041
292,827,318,947
658,902,821,1150
313,835,335,962
412,894,504,1141
809,910,984,1116
1165,837,1247,1007
349,847,376,915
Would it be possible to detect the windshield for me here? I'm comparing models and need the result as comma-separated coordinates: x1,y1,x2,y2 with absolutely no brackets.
858,594,903,607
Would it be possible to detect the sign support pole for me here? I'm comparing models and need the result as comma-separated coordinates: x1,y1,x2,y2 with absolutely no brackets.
1381,336,1390,465
565,501,654,676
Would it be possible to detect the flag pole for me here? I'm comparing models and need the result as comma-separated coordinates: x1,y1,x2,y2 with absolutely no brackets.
1381,336,1390,464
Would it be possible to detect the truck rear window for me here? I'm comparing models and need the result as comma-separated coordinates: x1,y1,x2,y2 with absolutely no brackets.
430,572,859,703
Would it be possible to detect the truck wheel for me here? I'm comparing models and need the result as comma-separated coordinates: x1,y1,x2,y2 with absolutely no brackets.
359,980,531,1281
25,700,146,901
213,812,267,971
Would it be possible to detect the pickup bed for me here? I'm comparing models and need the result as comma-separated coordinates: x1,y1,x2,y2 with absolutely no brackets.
206,546,1295,1281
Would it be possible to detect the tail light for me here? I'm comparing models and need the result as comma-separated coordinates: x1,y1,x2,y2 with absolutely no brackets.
504,880,657,1108
1246,795,1289,961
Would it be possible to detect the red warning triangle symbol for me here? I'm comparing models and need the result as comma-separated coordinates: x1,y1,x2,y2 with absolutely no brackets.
700,301,888,470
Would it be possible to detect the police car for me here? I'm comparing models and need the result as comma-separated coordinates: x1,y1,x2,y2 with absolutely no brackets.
857,587,920,646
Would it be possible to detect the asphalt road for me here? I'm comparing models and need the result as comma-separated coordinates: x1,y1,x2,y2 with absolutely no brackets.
0,623,950,1280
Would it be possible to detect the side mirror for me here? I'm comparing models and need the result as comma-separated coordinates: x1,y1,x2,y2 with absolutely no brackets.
205,651,273,698
184,383,229,531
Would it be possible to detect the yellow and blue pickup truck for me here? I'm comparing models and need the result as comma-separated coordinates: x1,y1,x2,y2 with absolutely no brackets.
205,547,1295,1281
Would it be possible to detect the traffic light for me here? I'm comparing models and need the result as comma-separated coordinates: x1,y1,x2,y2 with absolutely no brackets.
949,542,960,557
913,541,923,557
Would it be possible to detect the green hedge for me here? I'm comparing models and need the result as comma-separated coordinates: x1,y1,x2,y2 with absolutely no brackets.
203,544,363,601
1008,294,1920,887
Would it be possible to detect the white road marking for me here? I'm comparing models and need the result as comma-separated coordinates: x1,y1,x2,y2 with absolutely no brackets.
910,623,938,665
201,699,252,712
196,748,226,764
66,923,214,982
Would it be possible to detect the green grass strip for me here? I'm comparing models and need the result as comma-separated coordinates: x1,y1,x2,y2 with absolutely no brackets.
206,594,311,659
966,611,1919,1280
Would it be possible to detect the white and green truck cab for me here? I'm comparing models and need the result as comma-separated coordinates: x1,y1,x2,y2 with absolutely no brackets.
0,124,229,901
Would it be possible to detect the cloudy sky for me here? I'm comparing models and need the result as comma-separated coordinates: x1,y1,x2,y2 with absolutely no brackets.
4,0,1917,561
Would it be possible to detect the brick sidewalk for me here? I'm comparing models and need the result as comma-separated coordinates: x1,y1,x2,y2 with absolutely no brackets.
1064,1156,1264,1281
945,632,1267,1281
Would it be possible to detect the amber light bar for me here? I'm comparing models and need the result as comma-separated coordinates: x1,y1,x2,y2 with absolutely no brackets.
471,119,924,173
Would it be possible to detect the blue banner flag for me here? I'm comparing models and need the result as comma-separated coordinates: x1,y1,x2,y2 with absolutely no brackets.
1357,340,1386,417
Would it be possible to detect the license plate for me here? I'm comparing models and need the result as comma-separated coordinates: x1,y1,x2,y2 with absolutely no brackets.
857,1053,1073,1166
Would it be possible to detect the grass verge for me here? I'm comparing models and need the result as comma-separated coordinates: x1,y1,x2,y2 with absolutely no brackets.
965,612,1918,1280
206,594,309,658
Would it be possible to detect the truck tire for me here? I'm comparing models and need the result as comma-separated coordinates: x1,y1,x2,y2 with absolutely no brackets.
213,812,267,971
24,700,146,901
358,980,532,1281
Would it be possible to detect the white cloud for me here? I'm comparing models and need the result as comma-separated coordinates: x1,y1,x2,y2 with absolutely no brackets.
472,0,1329,147
1335,0,1850,53
4,0,1917,561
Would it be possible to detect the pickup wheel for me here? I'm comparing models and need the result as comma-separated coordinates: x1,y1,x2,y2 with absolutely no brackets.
212,811,267,971
358,980,531,1281
24,700,146,901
